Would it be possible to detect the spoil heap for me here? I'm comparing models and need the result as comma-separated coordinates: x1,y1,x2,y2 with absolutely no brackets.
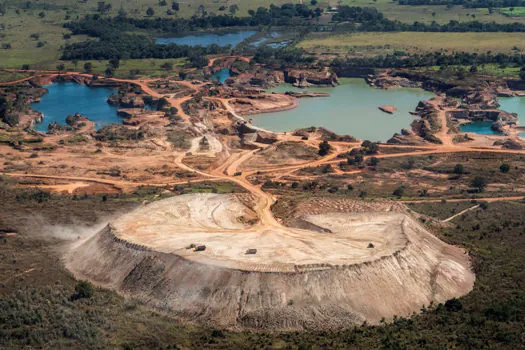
66,194,474,331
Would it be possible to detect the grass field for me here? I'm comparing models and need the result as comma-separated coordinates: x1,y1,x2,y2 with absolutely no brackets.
499,6,525,17
0,0,524,75
300,32,525,55
52,58,187,78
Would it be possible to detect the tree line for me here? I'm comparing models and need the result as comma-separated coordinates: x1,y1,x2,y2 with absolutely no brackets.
397,0,525,8
61,5,525,63
332,6,525,32
330,51,525,69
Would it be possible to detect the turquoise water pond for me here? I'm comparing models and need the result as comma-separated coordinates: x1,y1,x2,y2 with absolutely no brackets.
499,96,525,137
31,83,120,132
459,121,500,135
249,78,435,142
156,30,257,47
211,69,231,83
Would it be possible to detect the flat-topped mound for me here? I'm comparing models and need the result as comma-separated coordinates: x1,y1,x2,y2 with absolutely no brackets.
66,194,475,330
112,194,407,272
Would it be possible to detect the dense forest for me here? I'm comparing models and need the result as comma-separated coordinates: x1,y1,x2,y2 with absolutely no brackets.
61,34,225,66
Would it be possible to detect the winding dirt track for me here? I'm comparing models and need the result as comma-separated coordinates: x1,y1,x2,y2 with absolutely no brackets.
5,65,517,330
2,67,525,212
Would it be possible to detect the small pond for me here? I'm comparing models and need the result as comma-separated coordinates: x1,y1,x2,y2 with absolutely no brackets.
459,121,501,135
31,83,121,132
248,78,435,142
156,30,257,47
211,69,231,83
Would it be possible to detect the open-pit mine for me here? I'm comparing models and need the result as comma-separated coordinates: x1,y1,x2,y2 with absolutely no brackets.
9,55,525,333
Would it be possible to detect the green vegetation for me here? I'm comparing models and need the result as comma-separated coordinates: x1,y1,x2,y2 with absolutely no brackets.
301,32,525,55
499,6,525,16
1,175,524,348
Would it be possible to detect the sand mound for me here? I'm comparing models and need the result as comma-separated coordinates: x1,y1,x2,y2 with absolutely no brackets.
65,193,474,331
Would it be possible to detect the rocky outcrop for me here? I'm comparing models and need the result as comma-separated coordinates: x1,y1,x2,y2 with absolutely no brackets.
463,88,499,109
493,138,524,149
255,131,278,144
378,105,397,114
367,72,421,89
108,93,145,108
285,91,329,98
285,69,339,88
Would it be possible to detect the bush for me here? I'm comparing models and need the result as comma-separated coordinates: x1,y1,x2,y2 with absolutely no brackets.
392,186,405,198
71,281,94,301
368,157,380,166
445,298,463,312
453,164,464,175
500,163,510,173
471,176,488,192
318,140,331,156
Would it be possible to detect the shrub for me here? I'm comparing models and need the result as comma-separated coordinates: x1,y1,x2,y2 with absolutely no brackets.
471,176,488,192
445,298,463,312
392,186,405,198
453,164,464,175
71,281,94,301
318,140,330,156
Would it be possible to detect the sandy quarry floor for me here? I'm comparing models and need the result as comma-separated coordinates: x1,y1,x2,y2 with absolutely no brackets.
115,194,438,272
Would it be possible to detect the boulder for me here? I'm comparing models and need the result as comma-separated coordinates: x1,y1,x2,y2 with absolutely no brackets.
255,131,278,144
378,105,397,114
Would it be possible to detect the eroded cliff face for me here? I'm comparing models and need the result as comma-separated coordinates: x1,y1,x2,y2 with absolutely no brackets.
65,195,474,331
285,69,339,88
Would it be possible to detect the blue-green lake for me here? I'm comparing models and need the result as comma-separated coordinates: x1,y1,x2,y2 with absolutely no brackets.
156,30,257,47
249,78,435,142
499,96,525,137
31,83,120,132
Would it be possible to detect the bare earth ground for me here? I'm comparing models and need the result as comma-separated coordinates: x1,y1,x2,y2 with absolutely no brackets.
3,62,525,331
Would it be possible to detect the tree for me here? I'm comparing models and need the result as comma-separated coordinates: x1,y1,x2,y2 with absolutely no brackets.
361,140,379,154
500,163,510,173
172,2,180,11
0,95,7,119
56,63,65,72
471,176,487,192
117,7,127,19
83,62,93,73
520,67,525,81
109,58,120,69
3,114,19,126
444,298,462,312
311,0,318,5
453,164,464,175
71,281,94,300
161,61,173,71
146,7,155,16
104,67,114,77
318,140,331,156
0,1,6,16
392,186,405,198
229,4,239,14
368,157,380,167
